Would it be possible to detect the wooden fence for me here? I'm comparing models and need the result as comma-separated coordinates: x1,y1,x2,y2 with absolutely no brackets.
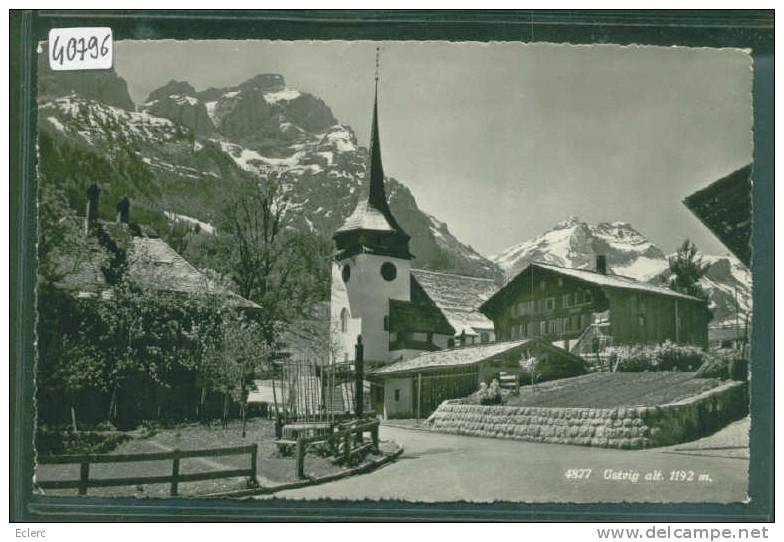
36,444,258,496
276,418,380,479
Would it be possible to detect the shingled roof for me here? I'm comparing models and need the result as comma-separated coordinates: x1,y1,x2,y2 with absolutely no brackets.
410,269,498,336
127,237,258,308
684,163,752,267
59,222,258,309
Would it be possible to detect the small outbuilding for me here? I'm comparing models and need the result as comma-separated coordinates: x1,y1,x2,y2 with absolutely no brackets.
371,338,585,419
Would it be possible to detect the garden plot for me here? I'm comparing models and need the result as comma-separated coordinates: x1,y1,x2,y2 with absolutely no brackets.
486,372,723,409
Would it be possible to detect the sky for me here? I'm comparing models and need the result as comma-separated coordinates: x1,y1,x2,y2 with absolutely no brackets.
114,40,753,258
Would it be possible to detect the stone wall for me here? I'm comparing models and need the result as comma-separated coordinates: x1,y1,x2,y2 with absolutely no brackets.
426,381,747,449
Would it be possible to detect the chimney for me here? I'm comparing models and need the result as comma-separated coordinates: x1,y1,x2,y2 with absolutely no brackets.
596,254,608,275
85,183,100,234
116,196,130,224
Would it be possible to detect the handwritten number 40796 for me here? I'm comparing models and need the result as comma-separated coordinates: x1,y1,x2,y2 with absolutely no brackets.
51,34,111,65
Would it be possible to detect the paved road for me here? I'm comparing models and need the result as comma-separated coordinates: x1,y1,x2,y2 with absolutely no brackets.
265,423,748,503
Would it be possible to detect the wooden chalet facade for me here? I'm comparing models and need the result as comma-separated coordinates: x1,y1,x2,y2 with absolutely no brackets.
480,257,709,350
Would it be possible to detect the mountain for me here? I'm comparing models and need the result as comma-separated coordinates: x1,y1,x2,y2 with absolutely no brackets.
37,52,135,111
36,62,502,281
492,217,751,327
492,216,669,281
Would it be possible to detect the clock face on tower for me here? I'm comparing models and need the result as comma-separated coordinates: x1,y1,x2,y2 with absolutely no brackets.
381,261,397,281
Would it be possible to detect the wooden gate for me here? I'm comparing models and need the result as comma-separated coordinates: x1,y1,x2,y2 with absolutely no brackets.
412,366,479,419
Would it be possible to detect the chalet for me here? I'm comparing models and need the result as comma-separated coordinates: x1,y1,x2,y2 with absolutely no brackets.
480,257,710,352
58,183,258,311
683,163,752,267
371,338,584,419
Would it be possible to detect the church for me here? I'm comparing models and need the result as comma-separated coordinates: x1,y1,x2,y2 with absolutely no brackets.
329,75,708,419
329,83,496,370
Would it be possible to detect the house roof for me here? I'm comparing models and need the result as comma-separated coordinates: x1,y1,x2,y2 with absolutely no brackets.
127,237,259,308
684,163,752,267
410,269,498,336
373,337,581,377
481,261,703,313
59,222,258,309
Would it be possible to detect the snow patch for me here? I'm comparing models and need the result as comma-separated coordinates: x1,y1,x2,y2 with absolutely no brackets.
264,88,301,103
164,211,215,234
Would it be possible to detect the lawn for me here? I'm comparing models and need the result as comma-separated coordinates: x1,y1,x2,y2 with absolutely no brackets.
489,372,723,409
36,417,397,498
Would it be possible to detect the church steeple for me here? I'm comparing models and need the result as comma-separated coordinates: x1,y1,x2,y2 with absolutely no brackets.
333,48,411,260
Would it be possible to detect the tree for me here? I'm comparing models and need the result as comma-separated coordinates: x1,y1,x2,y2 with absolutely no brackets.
208,172,331,351
199,310,269,435
668,239,711,300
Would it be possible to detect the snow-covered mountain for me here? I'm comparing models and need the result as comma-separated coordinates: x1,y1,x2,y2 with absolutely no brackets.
492,216,751,327
492,216,669,281
37,64,502,280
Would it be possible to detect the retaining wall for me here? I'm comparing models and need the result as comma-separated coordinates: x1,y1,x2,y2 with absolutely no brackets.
426,380,747,449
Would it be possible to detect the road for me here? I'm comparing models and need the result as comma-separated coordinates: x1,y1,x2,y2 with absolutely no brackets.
264,420,748,503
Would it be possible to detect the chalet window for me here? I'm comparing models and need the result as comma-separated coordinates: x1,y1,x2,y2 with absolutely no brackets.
341,264,351,283
540,280,547,291
447,338,455,348
545,297,555,311
481,332,490,344
340,308,349,333
383,315,389,331
584,290,593,304
563,293,572,307
394,389,400,402
539,320,547,336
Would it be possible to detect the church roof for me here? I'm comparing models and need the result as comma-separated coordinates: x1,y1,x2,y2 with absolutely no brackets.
334,79,408,240
335,200,397,233
411,269,498,336
389,298,455,336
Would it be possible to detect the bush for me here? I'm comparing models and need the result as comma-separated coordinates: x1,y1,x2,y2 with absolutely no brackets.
472,379,504,405
607,341,704,373
696,349,749,381
36,426,130,456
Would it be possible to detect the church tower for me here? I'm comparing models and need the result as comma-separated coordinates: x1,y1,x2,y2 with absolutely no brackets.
330,56,412,366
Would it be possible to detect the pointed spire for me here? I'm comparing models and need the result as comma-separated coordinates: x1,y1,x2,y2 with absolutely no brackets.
367,47,390,216
332,47,410,259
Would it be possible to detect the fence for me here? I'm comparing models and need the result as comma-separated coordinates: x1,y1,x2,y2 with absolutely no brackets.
276,418,380,479
36,444,258,496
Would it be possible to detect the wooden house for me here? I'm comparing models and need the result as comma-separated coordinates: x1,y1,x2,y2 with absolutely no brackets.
480,256,709,351
371,338,584,419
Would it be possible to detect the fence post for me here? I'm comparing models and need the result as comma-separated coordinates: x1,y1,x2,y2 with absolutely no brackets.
296,438,305,479
78,462,90,496
343,430,351,464
170,450,180,496
250,443,258,486
371,422,379,451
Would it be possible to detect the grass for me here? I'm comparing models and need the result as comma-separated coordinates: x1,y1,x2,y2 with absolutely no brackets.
36,417,396,498
484,372,724,409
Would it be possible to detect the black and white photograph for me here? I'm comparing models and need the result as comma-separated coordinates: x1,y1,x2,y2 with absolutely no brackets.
30,34,757,507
